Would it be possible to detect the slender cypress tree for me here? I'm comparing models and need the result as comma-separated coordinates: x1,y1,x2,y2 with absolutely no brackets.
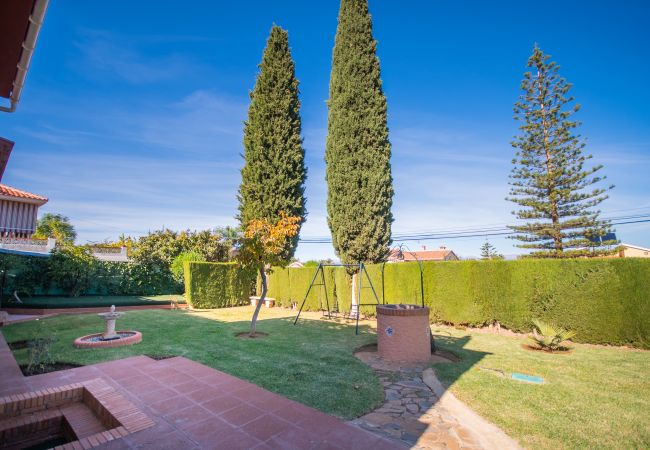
325,0,393,267
507,46,615,257
238,26,306,259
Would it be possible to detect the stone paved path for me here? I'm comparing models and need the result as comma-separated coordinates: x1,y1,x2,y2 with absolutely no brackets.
352,349,483,449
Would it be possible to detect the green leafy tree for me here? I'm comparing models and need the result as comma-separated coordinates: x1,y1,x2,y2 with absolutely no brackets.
33,213,76,244
238,25,306,259
237,214,301,336
48,245,97,297
325,0,393,268
480,240,504,260
508,46,615,258
130,229,231,267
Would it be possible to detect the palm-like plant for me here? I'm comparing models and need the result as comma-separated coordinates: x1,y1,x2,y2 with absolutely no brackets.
530,319,576,351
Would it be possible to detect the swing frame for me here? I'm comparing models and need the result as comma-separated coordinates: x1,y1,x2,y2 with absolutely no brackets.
292,262,381,335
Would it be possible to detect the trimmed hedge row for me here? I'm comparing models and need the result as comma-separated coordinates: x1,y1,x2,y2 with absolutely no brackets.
263,259,650,348
1,254,180,297
184,262,257,309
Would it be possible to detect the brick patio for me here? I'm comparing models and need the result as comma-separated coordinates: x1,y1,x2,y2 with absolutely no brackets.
0,334,404,449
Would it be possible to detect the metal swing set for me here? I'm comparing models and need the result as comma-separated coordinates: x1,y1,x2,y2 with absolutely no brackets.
292,262,381,335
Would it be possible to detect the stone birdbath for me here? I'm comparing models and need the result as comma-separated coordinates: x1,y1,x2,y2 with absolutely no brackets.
73,305,142,348
97,305,123,340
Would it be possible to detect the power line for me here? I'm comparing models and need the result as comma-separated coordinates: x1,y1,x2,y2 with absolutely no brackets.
298,216,650,244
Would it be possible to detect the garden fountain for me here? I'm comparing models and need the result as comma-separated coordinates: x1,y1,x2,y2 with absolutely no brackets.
73,305,142,348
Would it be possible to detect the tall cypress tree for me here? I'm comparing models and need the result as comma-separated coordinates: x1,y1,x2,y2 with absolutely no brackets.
238,26,306,259
507,46,615,257
325,0,393,267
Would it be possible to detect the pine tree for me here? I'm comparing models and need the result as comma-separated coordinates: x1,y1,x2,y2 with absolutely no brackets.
480,240,503,260
507,46,615,258
325,0,393,267
238,26,306,259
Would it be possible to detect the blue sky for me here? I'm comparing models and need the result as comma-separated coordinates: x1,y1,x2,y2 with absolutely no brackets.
1,1,648,260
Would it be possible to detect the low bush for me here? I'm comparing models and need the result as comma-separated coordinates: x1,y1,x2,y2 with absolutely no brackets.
184,262,256,309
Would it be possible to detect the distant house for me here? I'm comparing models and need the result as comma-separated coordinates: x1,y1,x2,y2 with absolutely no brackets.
0,139,48,238
388,245,459,262
617,244,650,258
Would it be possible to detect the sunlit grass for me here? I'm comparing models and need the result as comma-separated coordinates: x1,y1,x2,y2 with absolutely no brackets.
432,326,650,449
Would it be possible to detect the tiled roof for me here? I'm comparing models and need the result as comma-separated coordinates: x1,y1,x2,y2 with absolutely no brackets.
0,183,48,202
388,248,455,261
402,250,451,261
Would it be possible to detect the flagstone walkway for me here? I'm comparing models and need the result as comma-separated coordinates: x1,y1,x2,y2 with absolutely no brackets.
351,367,482,450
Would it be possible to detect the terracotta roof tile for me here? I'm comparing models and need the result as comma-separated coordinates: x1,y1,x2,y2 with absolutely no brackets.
0,183,48,202
388,248,457,261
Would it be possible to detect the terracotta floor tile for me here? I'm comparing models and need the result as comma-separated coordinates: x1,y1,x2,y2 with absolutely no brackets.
167,403,212,429
152,372,190,387
296,411,344,436
126,429,198,450
149,395,195,415
204,428,263,450
265,425,323,450
220,403,265,427
183,416,234,440
186,386,227,404
135,387,179,404
269,401,314,423
240,413,293,441
202,395,242,415
172,379,209,395
321,425,382,450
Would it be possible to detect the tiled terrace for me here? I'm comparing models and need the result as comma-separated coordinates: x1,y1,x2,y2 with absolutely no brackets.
0,334,404,449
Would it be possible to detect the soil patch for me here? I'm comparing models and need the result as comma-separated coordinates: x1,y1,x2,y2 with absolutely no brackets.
521,343,573,354
354,342,459,371
235,331,269,339
145,353,179,360
19,362,83,376
7,339,31,350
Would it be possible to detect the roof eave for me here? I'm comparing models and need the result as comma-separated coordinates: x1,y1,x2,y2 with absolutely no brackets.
0,0,50,113
0,193,48,205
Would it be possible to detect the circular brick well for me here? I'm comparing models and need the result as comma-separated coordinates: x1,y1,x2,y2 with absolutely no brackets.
376,304,431,364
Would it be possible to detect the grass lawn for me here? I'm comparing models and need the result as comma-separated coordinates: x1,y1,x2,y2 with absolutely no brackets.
1,307,383,419
431,326,650,449
3,307,648,447
2,294,184,309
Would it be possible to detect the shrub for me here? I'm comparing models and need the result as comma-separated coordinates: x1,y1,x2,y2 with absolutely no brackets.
47,246,97,297
530,319,576,351
184,262,257,309
171,251,206,282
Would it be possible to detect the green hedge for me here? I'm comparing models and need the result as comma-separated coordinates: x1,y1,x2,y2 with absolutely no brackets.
184,262,256,309
261,259,650,348
0,253,181,298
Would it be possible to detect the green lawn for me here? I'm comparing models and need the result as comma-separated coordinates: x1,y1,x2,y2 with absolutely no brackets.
431,326,650,449
2,294,184,309
3,307,648,448
1,307,382,419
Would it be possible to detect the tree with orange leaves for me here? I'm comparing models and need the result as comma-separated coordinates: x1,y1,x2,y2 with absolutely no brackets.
237,214,301,337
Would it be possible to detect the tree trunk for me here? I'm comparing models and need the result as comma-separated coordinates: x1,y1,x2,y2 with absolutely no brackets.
250,267,267,337
538,69,562,254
